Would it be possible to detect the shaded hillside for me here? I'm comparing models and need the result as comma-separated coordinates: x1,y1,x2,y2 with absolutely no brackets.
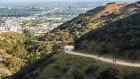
39,2,140,41
74,10,140,59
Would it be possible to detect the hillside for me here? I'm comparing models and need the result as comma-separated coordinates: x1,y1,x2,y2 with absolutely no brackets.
39,2,140,41
0,31,55,77
0,32,26,76
12,51,140,79
74,5,140,59
1,1,140,79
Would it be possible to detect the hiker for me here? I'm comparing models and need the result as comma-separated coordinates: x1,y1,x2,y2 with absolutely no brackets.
115,59,117,62
132,60,134,64
97,55,100,58
113,59,116,62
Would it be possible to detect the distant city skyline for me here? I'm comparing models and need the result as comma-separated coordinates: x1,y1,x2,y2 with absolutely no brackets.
0,0,139,2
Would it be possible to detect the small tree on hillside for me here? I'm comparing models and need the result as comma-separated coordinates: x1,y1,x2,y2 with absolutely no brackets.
112,10,121,17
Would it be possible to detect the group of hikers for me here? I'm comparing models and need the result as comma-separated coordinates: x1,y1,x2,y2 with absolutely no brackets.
113,59,117,62
96,55,135,64
66,48,135,65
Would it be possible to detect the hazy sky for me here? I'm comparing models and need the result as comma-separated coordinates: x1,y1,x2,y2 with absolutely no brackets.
0,0,139,2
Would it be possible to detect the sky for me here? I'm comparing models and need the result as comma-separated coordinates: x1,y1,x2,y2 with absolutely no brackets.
0,0,139,2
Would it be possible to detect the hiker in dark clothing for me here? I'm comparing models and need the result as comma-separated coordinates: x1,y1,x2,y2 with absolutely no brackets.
113,59,114,62
113,59,116,62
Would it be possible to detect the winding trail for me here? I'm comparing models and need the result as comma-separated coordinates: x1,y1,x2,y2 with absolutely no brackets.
65,46,140,67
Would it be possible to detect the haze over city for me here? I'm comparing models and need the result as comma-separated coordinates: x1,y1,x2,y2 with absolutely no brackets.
0,0,139,2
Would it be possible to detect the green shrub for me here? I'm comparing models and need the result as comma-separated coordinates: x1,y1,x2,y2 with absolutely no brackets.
12,67,20,74
113,10,121,16
74,72,86,79
100,47,110,54
85,63,99,74
100,67,123,79
62,66,69,73
0,77,3,79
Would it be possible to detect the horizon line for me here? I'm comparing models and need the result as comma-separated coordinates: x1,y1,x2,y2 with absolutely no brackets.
0,0,136,3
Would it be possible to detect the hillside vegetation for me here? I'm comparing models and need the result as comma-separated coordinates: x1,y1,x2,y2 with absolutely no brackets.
0,32,26,76
39,2,140,41
12,51,140,79
0,31,55,77
74,2,140,59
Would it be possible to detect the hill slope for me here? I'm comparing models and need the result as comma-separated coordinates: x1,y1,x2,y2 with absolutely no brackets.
0,32,26,76
12,52,140,79
0,32,50,77
74,6,140,59
39,2,140,41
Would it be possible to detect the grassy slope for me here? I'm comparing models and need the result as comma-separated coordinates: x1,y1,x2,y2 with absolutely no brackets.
11,49,140,79
38,52,94,79
36,51,140,79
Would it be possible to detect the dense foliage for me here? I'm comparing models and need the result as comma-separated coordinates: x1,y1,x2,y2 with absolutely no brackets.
39,31,73,41
0,32,54,77
23,29,35,41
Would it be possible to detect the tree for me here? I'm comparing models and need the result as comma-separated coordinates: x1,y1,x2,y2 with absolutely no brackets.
23,29,35,41
45,44,52,52
28,50,41,63
113,10,121,16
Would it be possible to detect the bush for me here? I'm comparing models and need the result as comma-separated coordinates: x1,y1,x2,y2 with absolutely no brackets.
74,72,86,79
100,67,123,79
113,10,121,16
85,64,99,74
100,47,110,54
62,66,69,73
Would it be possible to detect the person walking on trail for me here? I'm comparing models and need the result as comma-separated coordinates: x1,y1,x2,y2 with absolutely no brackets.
113,59,116,62
97,55,100,58
115,59,117,62
132,60,135,64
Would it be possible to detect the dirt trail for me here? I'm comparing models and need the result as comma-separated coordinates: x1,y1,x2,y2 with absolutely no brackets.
65,46,140,67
